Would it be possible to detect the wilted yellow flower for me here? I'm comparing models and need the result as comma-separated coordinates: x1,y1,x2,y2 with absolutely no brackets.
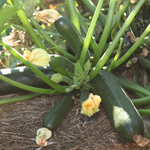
81,93,101,117
23,48,50,67
35,9,59,24
36,127,52,147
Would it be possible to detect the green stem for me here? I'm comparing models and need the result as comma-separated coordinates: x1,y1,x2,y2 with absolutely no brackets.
79,0,104,68
1,41,67,93
92,0,116,67
76,8,97,53
111,4,123,40
126,2,138,36
11,0,46,50
114,73,150,96
111,24,150,69
81,0,106,27
111,0,130,31
107,38,123,72
142,0,148,20
0,74,60,94
66,0,80,33
30,17,77,62
137,109,150,115
0,93,42,105
89,0,146,81
132,96,150,106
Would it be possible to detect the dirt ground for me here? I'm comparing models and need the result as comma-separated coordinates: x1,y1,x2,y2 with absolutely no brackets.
0,93,146,150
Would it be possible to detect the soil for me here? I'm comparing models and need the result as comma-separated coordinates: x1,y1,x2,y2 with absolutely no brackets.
0,93,145,150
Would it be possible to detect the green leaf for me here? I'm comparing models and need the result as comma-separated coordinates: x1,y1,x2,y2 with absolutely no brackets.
73,60,84,82
24,0,37,18
0,6,18,33
84,59,91,78
0,0,6,9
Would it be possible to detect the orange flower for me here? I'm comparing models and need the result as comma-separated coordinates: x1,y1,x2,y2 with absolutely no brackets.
81,93,101,117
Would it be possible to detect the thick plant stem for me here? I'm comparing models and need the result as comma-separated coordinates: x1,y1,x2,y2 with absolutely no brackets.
66,0,80,33
137,109,150,115
1,41,67,93
114,73,150,96
92,0,116,67
89,0,146,81
79,0,104,68
77,9,97,53
30,17,77,62
126,2,138,36
81,0,106,27
11,0,46,50
111,24,150,69
0,93,42,105
132,96,150,106
111,0,130,31
107,38,123,72
0,74,60,94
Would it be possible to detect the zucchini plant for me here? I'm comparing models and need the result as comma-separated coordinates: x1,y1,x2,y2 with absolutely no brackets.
0,0,150,147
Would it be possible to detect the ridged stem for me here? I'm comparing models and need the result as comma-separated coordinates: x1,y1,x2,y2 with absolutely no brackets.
0,74,60,94
79,0,104,68
92,0,116,67
89,0,146,81
81,0,106,27
65,0,80,33
11,0,46,50
0,93,42,105
1,41,67,93
111,24,150,69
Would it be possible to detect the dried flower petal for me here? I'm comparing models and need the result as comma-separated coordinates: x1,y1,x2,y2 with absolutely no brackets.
35,9,59,24
36,128,52,147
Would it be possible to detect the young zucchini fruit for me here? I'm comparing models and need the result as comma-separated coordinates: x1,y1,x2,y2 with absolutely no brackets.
92,70,145,142
0,66,55,95
54,16,90,61
42,90,79,131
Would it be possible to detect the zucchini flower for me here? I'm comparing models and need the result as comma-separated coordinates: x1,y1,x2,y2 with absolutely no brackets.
36,127,52,147
81,93,101,117
23,48,50,67
35,9,59,24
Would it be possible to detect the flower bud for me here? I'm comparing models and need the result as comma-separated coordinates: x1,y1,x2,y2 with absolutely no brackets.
23,48,50,67
35,9,59,24
81,93,101,117
51,73,63,83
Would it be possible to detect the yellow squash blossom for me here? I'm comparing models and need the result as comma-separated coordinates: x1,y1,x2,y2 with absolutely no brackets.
23,48,50,67
81,93,101,117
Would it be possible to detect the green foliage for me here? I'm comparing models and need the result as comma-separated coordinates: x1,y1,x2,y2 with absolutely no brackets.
24,0,37,18
0,6,18,33
0,0,6,9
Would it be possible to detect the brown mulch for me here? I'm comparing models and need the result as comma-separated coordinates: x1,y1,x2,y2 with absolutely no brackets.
0,94,145,150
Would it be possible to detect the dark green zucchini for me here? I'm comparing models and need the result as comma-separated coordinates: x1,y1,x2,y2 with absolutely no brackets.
54,16,90,61
42,90,79,131
92,70,145,142
0,66,55,95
